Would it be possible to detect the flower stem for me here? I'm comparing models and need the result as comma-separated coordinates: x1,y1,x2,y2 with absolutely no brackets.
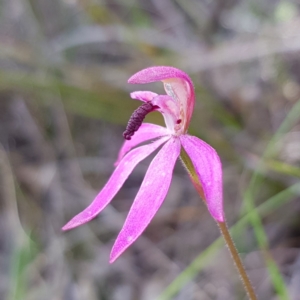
217,221,257,300
180,148,257,299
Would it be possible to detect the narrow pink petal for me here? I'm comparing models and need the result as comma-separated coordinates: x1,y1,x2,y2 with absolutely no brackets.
62,136,170,231
115,123,170,166
180,135,224,222
128,66,195,132
110,137,181,263
130,91,158,102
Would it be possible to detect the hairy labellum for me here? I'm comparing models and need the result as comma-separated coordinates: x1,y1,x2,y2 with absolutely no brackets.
123,102,157,140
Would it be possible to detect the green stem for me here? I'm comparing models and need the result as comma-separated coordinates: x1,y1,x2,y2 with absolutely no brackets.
180,148,257,299
217,221,257,300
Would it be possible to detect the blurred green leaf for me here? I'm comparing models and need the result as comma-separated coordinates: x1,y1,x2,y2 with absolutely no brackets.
265,159,300,178
275,1,297,22
8,234,37,300
0,70,163,126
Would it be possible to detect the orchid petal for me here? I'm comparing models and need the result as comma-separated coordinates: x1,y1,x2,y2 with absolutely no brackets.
151,95,181,132
62,136,170,231
163,78,194,132
115,123,169,166
180,135,224,222
128,66,195,131
130,91,158,102
110,137,181,262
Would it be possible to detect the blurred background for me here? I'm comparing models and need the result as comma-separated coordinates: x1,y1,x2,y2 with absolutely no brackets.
1,0,300,299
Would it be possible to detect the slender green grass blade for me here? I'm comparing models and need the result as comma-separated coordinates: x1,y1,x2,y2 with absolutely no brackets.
240,100,300,299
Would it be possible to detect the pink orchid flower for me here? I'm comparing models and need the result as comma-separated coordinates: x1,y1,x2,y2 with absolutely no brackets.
62,66,223,263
